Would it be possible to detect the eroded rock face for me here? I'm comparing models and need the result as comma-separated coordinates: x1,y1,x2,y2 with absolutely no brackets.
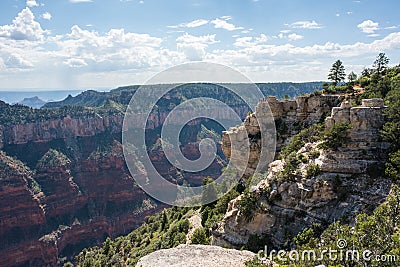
0,111,231,266
213,97,391,249
222,95,342,178
136,244,255,267
0,141,167,267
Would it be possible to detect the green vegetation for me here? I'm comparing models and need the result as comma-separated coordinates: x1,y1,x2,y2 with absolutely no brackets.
36,149,71,169
238,192,257,222
74,171,243,266
279,123,324,159
191,228,209,245
284,185,400,267
328,60,346,86
305,164,321,179
318,122,352,150
75,207,192,266
348,71,357,84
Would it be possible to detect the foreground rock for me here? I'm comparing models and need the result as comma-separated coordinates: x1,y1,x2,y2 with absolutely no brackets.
135,245,255,267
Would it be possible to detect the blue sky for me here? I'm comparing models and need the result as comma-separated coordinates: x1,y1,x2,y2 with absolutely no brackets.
0,0,399,89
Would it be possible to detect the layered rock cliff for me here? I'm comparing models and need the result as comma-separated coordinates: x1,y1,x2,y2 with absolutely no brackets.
222,94,343,178
213,96,391,250
0,103,242,266
0,142,166,266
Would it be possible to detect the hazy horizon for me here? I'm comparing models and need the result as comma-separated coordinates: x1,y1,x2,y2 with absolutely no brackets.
0,0,399,89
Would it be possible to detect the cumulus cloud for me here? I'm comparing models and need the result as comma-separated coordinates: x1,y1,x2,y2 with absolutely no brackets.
357,20,379,34
42,12,52,20
234,34,268,47
0,7,48,41
4,53,34,68
288,33,303,41
211,18,243,31
287,20,323,29
26,0,39,7
176,33,218,60
56,25,175,72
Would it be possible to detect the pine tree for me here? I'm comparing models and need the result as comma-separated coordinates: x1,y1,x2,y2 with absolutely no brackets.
348,71,357,83
373,52,389,75
328,60,346,85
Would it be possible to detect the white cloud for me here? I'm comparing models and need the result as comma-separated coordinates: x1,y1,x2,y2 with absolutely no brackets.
26,0,39,7
357,20,379,34
64,58,87,67
367,33,380,37
42,12,52,20
184,19,209,28
139,0,144,4
220,16,232,20
56,25,177,72
4,53,34,68
211,18,243,31
347,11,353,15
69,0,93,3
288,33,303,41
287,20,323,29
234,34,268,47
0,7,48,41
176,33,218,45
168,19,209,29
176,33,218,60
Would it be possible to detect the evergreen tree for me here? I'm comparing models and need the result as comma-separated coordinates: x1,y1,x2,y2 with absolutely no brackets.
328,60,346,85
373,52,389,75
348,71,357,83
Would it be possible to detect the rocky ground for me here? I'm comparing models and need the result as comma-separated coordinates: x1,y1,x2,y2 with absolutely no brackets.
135,244,255,267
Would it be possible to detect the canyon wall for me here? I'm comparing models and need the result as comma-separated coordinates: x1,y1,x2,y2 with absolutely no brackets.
222,94,343,177
0,145,166,266
0,104,250,266
213,97,391,249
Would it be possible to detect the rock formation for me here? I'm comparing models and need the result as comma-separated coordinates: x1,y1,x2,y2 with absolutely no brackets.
135,244,255,267
0,107,235,265
0,144,166,266
222,94,343,177
213,97,391,250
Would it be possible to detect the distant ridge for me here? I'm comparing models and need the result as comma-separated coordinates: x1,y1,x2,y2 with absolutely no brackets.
18,96,46,109
42,82,323,109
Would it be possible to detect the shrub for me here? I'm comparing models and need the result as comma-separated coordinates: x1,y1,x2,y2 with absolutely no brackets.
319,122,352,150
280,123,324,159
243,234,270,252
191,228,209,245
238,193,257,222
305,164,321,178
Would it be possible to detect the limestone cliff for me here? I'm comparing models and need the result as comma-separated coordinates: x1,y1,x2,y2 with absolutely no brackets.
222,94,342,178
213,96,391,249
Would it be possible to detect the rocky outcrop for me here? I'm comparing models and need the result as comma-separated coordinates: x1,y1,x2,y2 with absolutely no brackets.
222,94,342,178
213,97,391,249
136,244,255,267
266,94,342,124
